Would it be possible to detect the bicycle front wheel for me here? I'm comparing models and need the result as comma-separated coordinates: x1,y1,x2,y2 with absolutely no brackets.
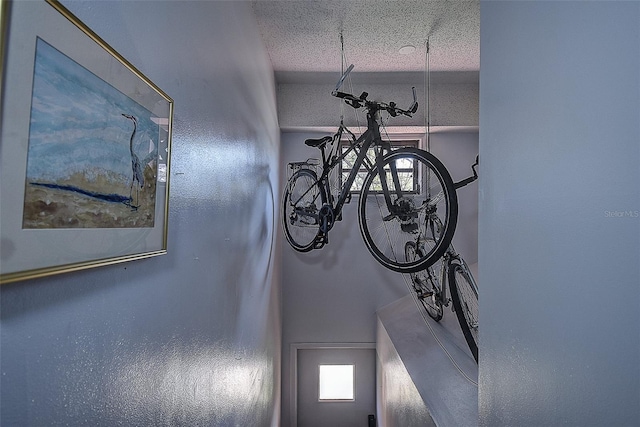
359,148,457,273
282,168,326,252
449,261,479,362
405,242,443,321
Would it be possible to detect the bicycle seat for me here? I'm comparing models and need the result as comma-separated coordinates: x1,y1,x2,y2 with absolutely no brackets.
304,136,332,148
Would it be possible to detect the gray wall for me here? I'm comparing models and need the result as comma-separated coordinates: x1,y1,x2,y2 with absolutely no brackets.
1,1,281,425
278,76,478,130
280,129,478,426
479,2,640,425
376,317,435,427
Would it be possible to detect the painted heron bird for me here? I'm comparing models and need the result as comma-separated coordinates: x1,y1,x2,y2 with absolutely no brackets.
122,114,144,208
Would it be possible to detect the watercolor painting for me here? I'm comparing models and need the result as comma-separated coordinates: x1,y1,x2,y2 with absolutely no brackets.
22,37,161,229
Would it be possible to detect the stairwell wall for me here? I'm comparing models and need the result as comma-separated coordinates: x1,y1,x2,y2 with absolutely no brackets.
0,2,281,425
479,2,640,425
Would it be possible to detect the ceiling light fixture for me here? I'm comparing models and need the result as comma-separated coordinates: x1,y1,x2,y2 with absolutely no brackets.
398,45,416,55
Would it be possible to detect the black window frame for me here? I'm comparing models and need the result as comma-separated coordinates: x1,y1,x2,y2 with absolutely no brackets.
339,138,420,194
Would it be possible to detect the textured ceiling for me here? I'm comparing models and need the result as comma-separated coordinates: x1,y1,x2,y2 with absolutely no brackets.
251,0,480,83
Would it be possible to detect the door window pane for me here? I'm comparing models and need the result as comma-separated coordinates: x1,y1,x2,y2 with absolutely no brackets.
318,364,355,401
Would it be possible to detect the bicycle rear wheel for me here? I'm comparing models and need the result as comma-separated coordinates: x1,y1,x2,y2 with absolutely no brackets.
358,148,457,273
448,261,479,362
282,168,326,252
405,242,443,321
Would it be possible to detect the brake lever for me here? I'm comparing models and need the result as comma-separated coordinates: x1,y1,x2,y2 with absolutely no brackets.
388,102,398,117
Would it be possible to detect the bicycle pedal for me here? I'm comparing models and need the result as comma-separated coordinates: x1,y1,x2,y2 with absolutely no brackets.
416,290,434,299
314,233,328,249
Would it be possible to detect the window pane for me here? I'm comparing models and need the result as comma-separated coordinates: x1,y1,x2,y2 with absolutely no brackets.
381,159,413,171
365,148,377,165
393,157,414,169
340,139,419,194
342,147,357,169
319,364,354,401
370,174,383,191
354,172,368,191
397,171,415,191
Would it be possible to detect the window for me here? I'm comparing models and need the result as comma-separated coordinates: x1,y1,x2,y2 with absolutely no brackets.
341,139,419,193
318,364,355,401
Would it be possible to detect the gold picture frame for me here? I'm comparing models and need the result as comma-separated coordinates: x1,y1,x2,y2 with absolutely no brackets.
0,0,173,284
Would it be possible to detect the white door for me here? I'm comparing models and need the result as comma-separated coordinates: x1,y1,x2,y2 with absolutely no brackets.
297,348,376,427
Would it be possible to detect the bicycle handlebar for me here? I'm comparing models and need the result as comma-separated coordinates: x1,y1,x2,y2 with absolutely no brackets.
331,64,418,118
332,88,418,117
453,155,479,190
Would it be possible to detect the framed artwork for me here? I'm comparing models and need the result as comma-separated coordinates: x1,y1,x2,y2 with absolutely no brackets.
0,0,173,284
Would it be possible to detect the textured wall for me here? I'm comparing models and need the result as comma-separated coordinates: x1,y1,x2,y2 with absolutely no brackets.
479,2,640,425
377,317,435,427
1,1,281,425
278,79,479,131
280,130,477,425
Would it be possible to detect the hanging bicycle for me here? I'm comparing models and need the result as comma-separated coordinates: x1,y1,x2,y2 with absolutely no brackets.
282,64,460,273
405,159,479,362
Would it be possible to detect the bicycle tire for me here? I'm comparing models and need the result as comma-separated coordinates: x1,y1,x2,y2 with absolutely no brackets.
282,168,327,252
448,261,479,362
405,242,443,321
358,148,457,273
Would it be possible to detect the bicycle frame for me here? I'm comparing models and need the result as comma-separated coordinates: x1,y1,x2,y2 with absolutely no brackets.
334,115,390,213
288,108,403,241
